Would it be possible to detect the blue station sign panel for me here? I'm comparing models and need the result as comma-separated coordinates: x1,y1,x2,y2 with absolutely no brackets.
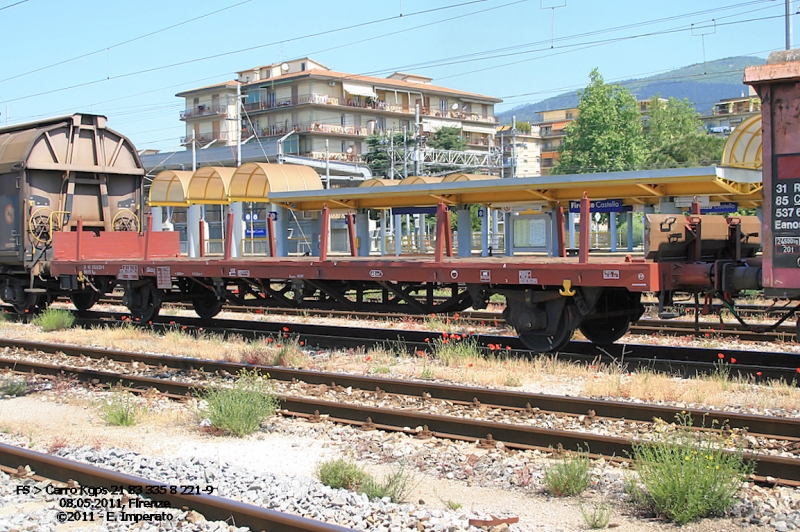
568,199,630,213
700,202,738,214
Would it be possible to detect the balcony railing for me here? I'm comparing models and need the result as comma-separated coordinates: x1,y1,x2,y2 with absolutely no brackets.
181,131,231,144
240,92,498,124
180,105,229,120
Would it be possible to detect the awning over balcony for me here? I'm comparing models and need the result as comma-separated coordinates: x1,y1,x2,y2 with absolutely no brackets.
462,124,497,135
343,82,377,98
421,118,461,132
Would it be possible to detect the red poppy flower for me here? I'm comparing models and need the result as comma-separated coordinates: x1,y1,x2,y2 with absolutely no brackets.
468,363,473,367
299,341,304,346
730,358,736,364
506,346,511,350
267,338,274,343
454,313,460,319
756,371,762,376
424,338,430,343
282,326,289,332
276,344,282,348
365,355,371,361
717,353,725,359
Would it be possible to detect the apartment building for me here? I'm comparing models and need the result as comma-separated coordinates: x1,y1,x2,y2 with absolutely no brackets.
495,123,542,177
700,87,761,135
177,58,501,162
536,108,577,176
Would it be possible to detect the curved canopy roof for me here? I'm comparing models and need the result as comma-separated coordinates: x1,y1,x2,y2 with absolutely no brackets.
187,166,236,205
441,173,495,182
228,162,322,202
149,170,194,207
359,178,399,187
721,115,762,170
399,176,442,185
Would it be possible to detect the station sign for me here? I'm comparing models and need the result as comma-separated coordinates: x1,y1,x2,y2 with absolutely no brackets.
568,198,630,213
495,202,548,214
246,228,267,237
699,202,738,214
674,196,710,208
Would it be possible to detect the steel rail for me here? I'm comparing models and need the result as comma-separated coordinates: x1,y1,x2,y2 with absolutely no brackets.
1,339,798,438
60,312,800,382
42,299,800,341
2,356,798,485
0,443,352,532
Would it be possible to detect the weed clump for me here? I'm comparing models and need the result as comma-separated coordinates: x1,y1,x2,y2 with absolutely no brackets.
542,448,592,497
100,385,143,426
0,377,28,396
33,308,75,331
200,369,279,437
629,413,754,525
315,458,416,503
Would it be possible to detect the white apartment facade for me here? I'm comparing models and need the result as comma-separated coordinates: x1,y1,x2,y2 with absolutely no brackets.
177,58,502,162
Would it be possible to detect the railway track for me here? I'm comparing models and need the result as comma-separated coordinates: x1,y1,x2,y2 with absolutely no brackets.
54,296,800,342
0,443,351,532
2,340,799,486
54,310,800,382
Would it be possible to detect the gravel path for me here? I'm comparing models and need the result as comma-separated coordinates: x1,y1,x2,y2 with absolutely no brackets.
1,392,799,531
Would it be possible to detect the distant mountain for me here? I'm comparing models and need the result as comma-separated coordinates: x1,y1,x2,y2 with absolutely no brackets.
497,56,765,124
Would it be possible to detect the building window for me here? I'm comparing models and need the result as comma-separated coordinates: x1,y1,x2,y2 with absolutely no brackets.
376,117,386,130
301,62,306,71
566,111,573,119
439,99,448,113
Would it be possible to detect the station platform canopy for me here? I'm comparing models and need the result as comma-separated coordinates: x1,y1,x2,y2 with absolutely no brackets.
721,115,762,170
268,166,763,212
149,163,323,207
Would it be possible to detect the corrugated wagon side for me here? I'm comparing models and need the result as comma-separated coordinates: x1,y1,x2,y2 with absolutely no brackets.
0,113,144,312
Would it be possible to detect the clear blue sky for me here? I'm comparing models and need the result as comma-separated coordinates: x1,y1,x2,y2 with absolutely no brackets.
0,0,792,152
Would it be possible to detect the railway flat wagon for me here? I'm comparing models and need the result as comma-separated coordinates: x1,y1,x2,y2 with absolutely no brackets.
0,114,144,312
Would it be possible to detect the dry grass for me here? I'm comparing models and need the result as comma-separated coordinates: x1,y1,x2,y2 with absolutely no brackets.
0,310,797,414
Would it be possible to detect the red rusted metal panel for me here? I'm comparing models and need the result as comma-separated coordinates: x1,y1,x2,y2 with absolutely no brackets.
745,52,800,296
52,231,180,261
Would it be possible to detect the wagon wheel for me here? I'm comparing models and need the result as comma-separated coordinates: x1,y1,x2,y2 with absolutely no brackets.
578,290,642,345
123,282,162,322
70,291,100,312
579,315,632,345
519,317,574,353
113,210,139,232
13,293,49,315
192,294,223,320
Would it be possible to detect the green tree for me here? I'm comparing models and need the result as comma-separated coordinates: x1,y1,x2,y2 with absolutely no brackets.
552,69,647,175
644,96,725,168
363,131,413,177
427,126,467,151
